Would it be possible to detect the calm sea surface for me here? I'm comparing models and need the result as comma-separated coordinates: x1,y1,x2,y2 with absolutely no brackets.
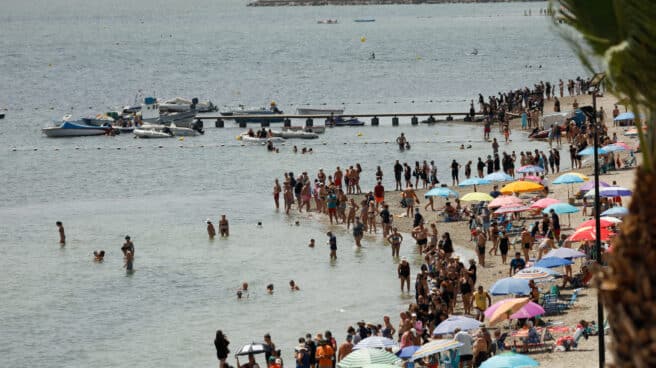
0,1,584,366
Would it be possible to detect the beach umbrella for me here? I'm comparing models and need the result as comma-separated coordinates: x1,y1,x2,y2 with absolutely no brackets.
411,340,464,360
535,257,574,268
553,173,585,185
578,146,608,156
577,218,616,229
337,348,401,368
530,198,561,209
516,165,545,174
601,206,629,217
512,267,559,281
362,364,401,368
495,205,531,214
544,247,586,259
460,192,494,202
484,171,514,182
523,175,543,183
485,298,546,325
568,172,590,180
515,266,561,277
432,315,482,335
235,342,272,356
542,203,579,215
353,336,398,350
459,177,491,187
579,180,610,192
489,277,530,296
396,346,421,360
602,143,629,152
614,111,635,121
624,127,641,137
567,226,614,242
425,187,459,198
489,195,523,208
584,186,633,198
500,181,544,195
600,216,623,224
480,352,539,368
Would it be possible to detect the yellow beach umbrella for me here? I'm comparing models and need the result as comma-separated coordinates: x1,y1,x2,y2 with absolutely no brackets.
487,297,530,325
569,172,590,181
500,181,544,195
460,192,494,202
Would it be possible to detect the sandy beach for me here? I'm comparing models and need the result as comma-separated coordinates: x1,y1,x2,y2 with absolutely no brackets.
306,92,636,367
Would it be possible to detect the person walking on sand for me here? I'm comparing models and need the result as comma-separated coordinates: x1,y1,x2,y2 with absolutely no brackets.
327,232,337,260
219,215,229,237
214,330,230,368
56,221,65,245
207,219,216,239
398,257,411,292
373,181,384,209
476,229,487,267
273,179,281,210
346,198,359,229
387,227,403,258
353,217,364,247
403,184,419,218
473,285,491,322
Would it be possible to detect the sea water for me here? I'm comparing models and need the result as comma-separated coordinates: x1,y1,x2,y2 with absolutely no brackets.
0,1,583,366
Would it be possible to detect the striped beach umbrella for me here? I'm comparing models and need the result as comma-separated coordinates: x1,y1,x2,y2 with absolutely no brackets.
489,195,523,208
484,171,514,182
530,197,561,209
337,348,401,368
353,336,398,350
494,205,531,214
516,165,545,174
411,340,464,360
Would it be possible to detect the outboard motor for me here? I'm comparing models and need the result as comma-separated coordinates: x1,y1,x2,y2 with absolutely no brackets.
191,119,204,135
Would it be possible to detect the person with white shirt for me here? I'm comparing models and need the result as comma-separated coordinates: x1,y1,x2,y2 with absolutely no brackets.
453,328,474,368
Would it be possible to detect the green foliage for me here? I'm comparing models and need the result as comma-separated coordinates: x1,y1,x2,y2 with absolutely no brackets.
550,0,656,169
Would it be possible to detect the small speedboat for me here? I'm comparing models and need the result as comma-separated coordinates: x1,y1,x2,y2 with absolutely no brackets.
283,126,325,134
270,130,319,139
42,121,111,137
297,107,344,116
354,18,375,22
317,19,338,24
325,116,365,127
134,128,174,138
238,133,286,144
140,123,202,137
82,113,116,126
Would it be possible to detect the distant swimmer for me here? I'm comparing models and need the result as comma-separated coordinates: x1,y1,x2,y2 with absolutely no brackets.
471,48,478,55
266,284,274,294
327,232,337,260
207,219,216,239
237,282,249,299
121,236,134,257
308,239,315,248
56,221,65,245
396,133,407,150
219,215,229,237
289,280,300,291
370,52,375,60
93,250,105,262
125,250,134,272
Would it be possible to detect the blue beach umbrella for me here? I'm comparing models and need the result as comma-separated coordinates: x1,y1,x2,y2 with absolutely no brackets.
614,112,635,121
552,174,585,185
480,352,539,368
584,186,633,198
432,315,482,335
544,248,586,259
542,203,579,215
425,187,459,198
484,171,514,182
601,206,629,217
396,346,420,359
578,146,608,156
601,144,628,153
489,277,530,296
459,177,491,187
535,257,574,268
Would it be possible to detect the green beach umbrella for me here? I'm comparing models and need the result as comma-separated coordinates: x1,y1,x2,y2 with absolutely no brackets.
337,348,400,368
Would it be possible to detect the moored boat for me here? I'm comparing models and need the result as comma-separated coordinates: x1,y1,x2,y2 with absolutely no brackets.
239,134,286,144
134,128,174,138
317,19,338,24
296,107,344,115
283,126,325,134
325,116,365,127
270,130,319,139
42,121,111,137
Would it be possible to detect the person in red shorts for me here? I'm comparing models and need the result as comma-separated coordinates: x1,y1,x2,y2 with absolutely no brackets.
373,180,385,209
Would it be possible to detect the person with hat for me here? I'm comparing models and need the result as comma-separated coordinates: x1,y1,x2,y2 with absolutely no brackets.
337,335,353,362
207,219,216,239
398,258,411,292
121,235,134,257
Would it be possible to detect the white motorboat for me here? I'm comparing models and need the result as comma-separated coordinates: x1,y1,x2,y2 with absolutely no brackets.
271,130,319,139
283,126,326,134
134,128,174,138
238,134,286,144
42,121,110,137
139,97,197,127
82,113,116,126
296,107,344,116
140,123,201,137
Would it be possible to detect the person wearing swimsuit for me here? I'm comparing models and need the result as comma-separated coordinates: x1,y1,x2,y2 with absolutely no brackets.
387,228,403,258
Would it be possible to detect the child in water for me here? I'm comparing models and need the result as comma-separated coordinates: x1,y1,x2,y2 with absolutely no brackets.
308,239,315,248
93,250,105,262
289,280,300,291
266,284,274,294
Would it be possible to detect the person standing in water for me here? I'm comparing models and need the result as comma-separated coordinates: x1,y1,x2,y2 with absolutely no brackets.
352,217,364,247
214,330,230,368
125,250,134,272
397,257,411,292
207,219,216,239
273,179,281,210
56,221,65,245
121,236,134,257
327,232,337,260
219,215,229,237
387,228,403,258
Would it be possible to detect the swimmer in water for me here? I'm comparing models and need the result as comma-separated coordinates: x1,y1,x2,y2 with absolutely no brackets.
219,215,229,237
93,250,105,262
207,219,216,239
460,144,465,150
289,280,300,291
238,282,249,299
309,239,315,248
56,221,65,245
266,284,274,294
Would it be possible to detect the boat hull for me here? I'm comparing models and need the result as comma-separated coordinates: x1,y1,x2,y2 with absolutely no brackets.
271,131,319,139
296,108,344,115
134,129,174,138
42,121,110,137
240,135,286,144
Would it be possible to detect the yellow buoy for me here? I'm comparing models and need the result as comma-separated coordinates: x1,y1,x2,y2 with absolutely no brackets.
357,132,363,137
360,36,366,43
178,137,184,141
236,135,242,141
